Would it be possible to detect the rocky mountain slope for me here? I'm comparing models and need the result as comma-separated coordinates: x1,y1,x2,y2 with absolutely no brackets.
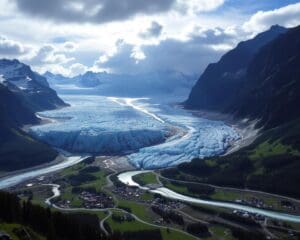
167,25,300,197
0,84,58,172
0,59,68,111
185,25,287,121
0,59,68,172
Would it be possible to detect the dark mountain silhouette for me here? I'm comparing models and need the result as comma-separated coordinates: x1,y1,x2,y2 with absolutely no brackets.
170,25,300,198
185,25,287,128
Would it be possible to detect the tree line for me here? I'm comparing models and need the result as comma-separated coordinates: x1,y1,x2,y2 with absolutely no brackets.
0,190,104,240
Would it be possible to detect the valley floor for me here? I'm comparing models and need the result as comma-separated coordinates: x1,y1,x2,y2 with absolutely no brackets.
1,87,297,240
2,156,300,240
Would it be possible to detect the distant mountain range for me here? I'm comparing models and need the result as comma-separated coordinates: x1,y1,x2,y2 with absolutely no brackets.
0,59,67,172
167,25,300,198
44,70,196,100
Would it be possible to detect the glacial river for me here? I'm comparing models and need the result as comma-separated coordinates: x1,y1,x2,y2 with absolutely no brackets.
118,171,300,223
0,155,87,189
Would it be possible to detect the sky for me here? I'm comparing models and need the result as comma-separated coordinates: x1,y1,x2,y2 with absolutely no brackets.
0,0,300,77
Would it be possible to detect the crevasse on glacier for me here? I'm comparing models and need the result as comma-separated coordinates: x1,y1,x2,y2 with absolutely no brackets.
30,94,239,169
127,104,240,169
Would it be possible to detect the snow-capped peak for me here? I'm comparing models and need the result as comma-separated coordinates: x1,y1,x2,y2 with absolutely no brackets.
0,74,6,85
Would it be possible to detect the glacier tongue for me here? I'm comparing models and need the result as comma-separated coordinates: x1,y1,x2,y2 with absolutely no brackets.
126,103,240,169
29,93,240,169
29,95,169,154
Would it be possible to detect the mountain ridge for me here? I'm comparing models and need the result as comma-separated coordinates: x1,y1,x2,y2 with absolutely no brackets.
185,25,287,121
0,59,68,112
166,25,300,198
0,59,68,172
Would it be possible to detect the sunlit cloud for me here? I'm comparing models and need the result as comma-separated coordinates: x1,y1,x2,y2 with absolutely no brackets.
0,0,300,77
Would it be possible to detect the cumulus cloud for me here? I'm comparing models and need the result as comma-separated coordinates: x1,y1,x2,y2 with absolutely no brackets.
3,0,299,78
13,0,224,24
27,45,74,66
176,0,225,14
243,2,300,33
70,63,88,76
95,27,242,75
0,35,28,55
140,21,163,39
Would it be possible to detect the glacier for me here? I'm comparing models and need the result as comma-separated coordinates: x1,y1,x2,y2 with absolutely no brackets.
29,87,240,169
127,103,240,168
30,95,169,154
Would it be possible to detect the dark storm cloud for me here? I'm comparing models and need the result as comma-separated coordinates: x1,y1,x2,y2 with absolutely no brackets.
14,0,176,23
140,21,163,39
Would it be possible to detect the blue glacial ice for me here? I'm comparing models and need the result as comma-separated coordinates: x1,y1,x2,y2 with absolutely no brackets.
126,103,240,169
30,93,240,169
30,95,169,154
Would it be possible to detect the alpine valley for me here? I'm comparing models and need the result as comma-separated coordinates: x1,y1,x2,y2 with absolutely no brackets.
0,4,300,240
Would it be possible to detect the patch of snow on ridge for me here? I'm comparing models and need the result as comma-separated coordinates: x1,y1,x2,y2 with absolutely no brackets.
0,74,6,84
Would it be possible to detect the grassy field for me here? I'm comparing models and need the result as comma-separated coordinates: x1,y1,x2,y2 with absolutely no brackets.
79,170,107,191
107,210,155,232
162,180,189,195
208,226,236,240
60,186,83,207
250,140,300,159
161,229,197,240
117,199,153,222
107,210,197,240
210,190,240,202
57,162,109,207
140,192,155,201
132,172,159,186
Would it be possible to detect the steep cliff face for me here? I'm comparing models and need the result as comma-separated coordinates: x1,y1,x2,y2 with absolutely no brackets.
185,25,287,115
175,26,300,198
233,25,300,129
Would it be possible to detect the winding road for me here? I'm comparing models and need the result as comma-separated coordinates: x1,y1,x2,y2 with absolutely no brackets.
43,182,200,240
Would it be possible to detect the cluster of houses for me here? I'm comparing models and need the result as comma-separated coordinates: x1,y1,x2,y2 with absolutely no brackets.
151,198,183,210
79,191,114,209
232,209,265,222
281,200,297,211
54,191,114,209
112,187,150,203
235,197,273,210
53,198,71,208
